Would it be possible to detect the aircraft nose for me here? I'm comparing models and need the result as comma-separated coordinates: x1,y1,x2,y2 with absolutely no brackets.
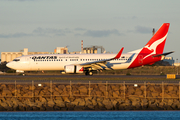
6,62,13,68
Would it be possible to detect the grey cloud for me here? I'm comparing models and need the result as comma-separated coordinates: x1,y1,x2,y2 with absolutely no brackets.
0,33,32,38
83,29,121,37
74,28,86,31
0,28,72,38
7,0,38,1
74,33,82,36
114,16,137,20
134,26,152,34
132,16,137,19
33,27,71,36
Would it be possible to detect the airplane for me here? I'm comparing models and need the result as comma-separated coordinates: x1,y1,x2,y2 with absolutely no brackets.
6,23,173,75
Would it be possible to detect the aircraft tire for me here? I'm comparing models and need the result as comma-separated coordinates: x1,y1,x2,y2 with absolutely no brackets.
85,71,93,76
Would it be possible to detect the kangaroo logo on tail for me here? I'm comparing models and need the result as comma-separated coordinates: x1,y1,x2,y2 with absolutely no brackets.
143,34,168,60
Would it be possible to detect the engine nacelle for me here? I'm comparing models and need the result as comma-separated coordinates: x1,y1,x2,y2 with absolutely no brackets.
64,65,84,74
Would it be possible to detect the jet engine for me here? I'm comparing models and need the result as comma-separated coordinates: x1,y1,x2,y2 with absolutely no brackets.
64,65,84,74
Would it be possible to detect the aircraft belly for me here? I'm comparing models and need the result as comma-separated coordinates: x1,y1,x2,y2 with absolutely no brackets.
110,63,130,70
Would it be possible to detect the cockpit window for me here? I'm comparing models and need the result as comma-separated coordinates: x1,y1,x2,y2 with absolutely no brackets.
13,59,20,62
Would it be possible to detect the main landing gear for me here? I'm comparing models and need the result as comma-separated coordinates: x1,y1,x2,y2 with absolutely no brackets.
85,71,93,76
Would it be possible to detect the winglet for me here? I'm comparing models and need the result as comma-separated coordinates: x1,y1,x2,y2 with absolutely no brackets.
113,47,124,59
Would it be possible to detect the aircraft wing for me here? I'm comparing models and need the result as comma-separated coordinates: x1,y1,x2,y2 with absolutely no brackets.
79,47,124,69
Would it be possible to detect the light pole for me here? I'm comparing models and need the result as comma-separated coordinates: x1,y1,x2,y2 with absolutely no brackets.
177,59,178,75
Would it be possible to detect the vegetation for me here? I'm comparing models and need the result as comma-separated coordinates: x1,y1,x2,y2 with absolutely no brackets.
0,62,10,72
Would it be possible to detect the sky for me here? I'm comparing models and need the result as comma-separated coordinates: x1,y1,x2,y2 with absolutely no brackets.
0,0,180,61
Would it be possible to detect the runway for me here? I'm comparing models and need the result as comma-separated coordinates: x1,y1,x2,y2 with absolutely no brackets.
0,74,180,83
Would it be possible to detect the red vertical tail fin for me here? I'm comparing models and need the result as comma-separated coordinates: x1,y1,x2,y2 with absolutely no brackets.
128,23,170,69
141,23,170,56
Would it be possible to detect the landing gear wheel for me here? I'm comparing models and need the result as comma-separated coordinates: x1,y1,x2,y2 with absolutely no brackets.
85,71,89,76
89,72,93,76
85,71,93,76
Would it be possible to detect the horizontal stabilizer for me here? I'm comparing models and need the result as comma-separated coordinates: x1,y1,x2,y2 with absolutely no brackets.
152,51,174,57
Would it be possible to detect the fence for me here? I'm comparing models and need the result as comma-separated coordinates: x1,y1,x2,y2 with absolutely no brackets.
0,81,180,102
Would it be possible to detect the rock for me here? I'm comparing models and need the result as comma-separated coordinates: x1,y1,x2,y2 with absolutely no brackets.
141,99,148,106
6,100,14,108
91,99,97,106
97,102,106,110
164,93,171,98
127,86,135,95
140,85,146,90
124,99,131,106
167,85,174,91
63,97,70,103
177,103,180,109
87,104,94,110
71,101,79,106
36,102,44,109
134,89,143,95
167,99,174,106
66,103,75,110
18,105,25,111
74,106,84,111
102,99,113,110
66,85,70,90
77,99,85,106
39,105,46,111
55,100,65,108
53,91,60,96
2,88,12,96
111,99,118,107
0,106,7,111
53,106,60,110
58,85,66,90
131,100,140,108
46,106,54,111
84,97,91,101
148,86,155,92
96,97,103,102
111,85,120,91
0,101,8,110
47,101,55,107
85,99,92,106
55,96,63,101
151,92,159,97
72,89,80,95
32,106,39,111
154,86,161,92
128,95,140,101
41,98,47,103
148,104,158,110
113,91,119,98
95,91,103,96
99,84,106,91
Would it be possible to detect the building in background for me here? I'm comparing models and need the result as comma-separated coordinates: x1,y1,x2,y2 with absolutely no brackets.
54,47,68,54
1,48,49,63
1,46,70,62
163,57,175,66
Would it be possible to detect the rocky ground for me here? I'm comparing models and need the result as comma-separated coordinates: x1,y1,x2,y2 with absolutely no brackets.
0,82,180,111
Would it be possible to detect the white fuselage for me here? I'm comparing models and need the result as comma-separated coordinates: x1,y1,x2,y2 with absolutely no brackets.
6,53,137,71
